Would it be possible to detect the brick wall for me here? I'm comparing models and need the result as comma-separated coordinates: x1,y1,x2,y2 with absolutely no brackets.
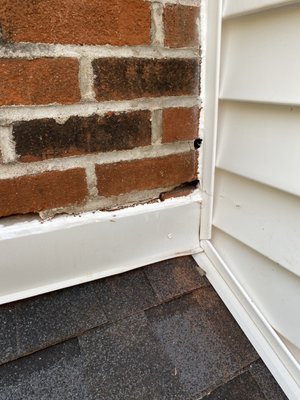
0,0,200,219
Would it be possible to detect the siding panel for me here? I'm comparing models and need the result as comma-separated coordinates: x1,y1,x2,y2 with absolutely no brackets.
211,0,300,373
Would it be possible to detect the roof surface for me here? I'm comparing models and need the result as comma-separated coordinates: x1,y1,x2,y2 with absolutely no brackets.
0,256,287,399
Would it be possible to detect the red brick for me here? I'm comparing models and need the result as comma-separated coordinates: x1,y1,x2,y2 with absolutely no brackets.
162,107,199,143
93,58,200,101
164,5,199,48
0,0,150,46
0,169,88,218
13,111,151,162
0,58,80,106
96,152,198,197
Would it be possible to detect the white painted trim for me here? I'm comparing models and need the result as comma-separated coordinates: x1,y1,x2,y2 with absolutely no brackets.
0,192,201,305
194,241,300,400
199,0,223,239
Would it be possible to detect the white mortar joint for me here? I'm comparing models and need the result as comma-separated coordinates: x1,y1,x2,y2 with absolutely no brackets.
0,126,17,164
147,0,201,6
0,96,201,124
79,57,96,102
151,110,163,145
0,141,194,180
85,164,99,199
0,44,198,60
151,2,165,46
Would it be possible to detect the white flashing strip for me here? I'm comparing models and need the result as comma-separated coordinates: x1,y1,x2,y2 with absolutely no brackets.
0,192,201,305
199,0,223,239
194,241,300,400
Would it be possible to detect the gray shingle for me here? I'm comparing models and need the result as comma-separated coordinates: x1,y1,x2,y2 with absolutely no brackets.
145,256,209,302
250,360,288,400
94,268,158,321
0,339,87,400
146,286,259,398
202,371,267,400
0,304,17,365
16,282,107,356
79,313,186,400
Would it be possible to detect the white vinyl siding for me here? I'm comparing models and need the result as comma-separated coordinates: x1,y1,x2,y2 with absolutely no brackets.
209,0,300,386
223,0,297,19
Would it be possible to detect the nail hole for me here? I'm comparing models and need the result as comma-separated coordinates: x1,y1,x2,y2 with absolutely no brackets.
194,138,203,149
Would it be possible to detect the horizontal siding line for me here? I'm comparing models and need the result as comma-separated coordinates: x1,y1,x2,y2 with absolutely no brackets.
219,97,300,108
213,169,300,277
0,43,199,60
0,141,194,179
0,96,200,124
223,0,298,20
215,166,300,199
211,224,300,279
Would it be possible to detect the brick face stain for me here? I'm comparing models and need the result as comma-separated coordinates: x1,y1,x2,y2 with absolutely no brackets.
0,0,151,46
13,111,152,162
0,58,80,106
93,58,200,101
0,169,88,218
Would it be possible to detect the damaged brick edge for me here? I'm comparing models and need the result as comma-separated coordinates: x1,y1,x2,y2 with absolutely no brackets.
39,183,200,220
0,143,198,219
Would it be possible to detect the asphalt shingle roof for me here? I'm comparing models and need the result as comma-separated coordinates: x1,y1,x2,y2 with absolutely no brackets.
0,256,287,400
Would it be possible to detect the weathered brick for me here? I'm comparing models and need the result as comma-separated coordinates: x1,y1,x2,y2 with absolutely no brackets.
0,58,80,106
0,0,150,46
162,107,199,143
160,181,198,201
0,169,88,218
13,111,151,162
96,152,198,197
93,58,200,101
164,5,200,48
